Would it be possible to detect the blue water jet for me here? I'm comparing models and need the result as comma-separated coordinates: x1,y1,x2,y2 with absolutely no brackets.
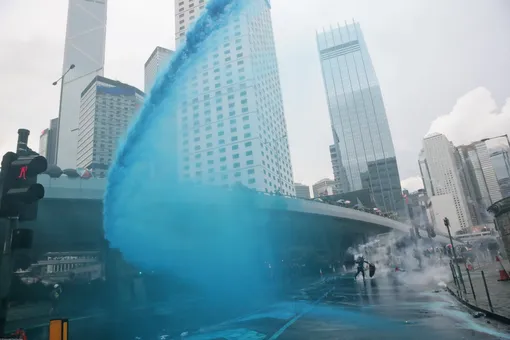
104,0,286,306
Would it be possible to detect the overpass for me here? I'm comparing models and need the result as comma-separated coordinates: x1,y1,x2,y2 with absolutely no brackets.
29,174,458,249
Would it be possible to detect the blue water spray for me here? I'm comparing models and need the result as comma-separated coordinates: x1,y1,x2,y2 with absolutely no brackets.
104,0,284,306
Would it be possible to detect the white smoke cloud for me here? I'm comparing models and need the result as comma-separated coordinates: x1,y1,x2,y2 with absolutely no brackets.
427,87,510,147
401,176,424,192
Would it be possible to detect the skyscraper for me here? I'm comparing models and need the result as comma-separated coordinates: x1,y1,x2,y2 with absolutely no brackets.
144,47,174,94
56,0,108,169
490,147,510,198
317,22,403,213
457,142,502,222
172,0,295,195
421,133,471,232
39,118,59,166
77,76,143,177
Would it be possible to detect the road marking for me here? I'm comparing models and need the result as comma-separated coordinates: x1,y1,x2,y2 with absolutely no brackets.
267,286,334,340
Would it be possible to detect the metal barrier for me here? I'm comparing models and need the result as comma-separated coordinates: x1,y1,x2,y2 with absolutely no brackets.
448,258,509,319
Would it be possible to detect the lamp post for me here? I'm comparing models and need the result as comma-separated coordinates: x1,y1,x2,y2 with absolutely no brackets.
444,217,467,294
52,64,75,165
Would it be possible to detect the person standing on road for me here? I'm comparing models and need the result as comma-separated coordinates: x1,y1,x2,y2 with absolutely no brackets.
354,256,370,281
49,284,63,316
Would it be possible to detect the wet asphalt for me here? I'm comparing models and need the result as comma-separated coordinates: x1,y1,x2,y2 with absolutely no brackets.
174,273,510,340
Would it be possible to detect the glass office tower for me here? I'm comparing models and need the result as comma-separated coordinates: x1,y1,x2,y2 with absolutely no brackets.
317,21,404,214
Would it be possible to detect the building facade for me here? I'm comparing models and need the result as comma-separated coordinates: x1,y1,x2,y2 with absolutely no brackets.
294,183,311,199
421,133,471,231
39,129,49,160
173,0,295,195
312,178,335,198
490,147,510,198
57,0,108,169
76,76,144,177
458,142,502,222
317,22,403,213
403,189,431,229
144,46,174,94
40,118,59,165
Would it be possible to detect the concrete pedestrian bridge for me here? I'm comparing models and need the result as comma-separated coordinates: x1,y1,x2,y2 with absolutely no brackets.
17,175,458,257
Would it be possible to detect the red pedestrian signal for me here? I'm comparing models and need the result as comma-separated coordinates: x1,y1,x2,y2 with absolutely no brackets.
18,166,28,180
0,152,47,219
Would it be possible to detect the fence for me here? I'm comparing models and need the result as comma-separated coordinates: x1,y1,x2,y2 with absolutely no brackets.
448,256,510,321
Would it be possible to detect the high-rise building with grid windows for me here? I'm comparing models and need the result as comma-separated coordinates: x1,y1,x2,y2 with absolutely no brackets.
144,46,174,94
173,0,295,195
77,76,143,177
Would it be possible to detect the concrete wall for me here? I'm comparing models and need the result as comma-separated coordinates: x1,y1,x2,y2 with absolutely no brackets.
37,174,106,200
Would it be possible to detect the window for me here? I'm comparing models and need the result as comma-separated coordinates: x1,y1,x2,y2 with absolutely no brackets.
248,178,256,184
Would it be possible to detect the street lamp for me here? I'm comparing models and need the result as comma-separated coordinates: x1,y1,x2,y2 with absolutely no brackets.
52,64,75,165
261,134,288,195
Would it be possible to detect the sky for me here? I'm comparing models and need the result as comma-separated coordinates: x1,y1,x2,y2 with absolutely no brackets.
1,0,509,192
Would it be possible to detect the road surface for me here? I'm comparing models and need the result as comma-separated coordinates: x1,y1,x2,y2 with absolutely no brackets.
12,273,510,339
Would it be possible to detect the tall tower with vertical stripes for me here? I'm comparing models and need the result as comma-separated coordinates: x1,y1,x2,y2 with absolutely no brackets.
317,21,403,213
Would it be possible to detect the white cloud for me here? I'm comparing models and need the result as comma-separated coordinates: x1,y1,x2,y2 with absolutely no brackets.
401,176,424,192
427,87,510,147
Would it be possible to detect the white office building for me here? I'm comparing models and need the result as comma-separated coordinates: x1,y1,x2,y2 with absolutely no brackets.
56,0,108,169
77,76,144,177
144,46,174,94
312,178,335,198
294,183,311,199
421,133,471,230
172,0,295,195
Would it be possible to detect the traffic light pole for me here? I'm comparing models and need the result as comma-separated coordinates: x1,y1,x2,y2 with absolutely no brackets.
0,216,18,335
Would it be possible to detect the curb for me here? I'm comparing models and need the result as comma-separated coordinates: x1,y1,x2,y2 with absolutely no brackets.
446,286,510,325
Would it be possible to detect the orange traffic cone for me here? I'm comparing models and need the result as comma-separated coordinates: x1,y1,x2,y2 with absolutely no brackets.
496,256,510,281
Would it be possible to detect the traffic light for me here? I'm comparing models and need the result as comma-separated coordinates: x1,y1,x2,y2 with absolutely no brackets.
0,151,47,220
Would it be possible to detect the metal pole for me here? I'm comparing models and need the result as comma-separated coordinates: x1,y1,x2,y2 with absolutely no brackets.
444,218,467,294
0,217,18,335
457,264,467,295
449,261,460,293
54,76,65,166
481,270,494,312
53,64,75,166
466,268,477,302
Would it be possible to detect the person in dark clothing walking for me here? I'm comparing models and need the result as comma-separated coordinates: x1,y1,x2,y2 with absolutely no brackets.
354,256,370,281
49,284,62,316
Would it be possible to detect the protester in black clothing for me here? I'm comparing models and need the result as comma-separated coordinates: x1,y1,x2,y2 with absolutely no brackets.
354,256,370,281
